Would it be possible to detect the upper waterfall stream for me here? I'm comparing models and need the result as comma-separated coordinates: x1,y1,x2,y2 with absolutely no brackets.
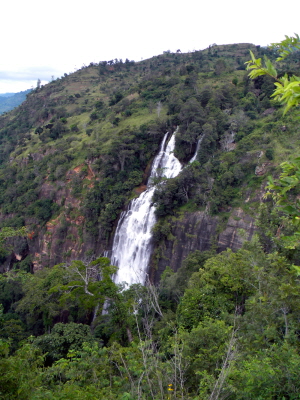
189,134,204,163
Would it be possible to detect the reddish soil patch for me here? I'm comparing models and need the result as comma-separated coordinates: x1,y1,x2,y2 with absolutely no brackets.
135,184,147,194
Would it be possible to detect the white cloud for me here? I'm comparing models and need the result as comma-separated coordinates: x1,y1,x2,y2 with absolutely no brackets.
1,0,299,92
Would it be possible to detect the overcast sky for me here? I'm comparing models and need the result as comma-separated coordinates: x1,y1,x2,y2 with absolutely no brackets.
1,0,299,93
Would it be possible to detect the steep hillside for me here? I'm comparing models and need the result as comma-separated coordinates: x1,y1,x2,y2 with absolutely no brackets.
0,43,299,274
2,38,300,399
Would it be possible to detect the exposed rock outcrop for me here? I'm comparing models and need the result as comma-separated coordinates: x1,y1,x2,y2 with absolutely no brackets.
151,207,255,282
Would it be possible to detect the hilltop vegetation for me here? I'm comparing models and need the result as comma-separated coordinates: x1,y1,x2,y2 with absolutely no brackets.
1,38,300,398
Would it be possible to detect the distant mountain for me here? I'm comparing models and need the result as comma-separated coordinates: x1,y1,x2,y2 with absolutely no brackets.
0,92,15,98
0,89,32,114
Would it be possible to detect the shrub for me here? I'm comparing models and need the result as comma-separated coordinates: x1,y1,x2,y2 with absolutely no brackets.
265,148,274,160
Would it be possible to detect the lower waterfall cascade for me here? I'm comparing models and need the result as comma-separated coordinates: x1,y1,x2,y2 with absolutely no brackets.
109,130,201,286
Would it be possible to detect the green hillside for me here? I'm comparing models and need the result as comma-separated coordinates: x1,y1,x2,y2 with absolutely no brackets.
1,38,300,399
0,43,299,266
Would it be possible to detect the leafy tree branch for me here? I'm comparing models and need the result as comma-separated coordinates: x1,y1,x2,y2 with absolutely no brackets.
245,34,300,114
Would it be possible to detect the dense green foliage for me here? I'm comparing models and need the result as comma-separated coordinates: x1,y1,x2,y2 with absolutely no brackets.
1,236,300,399
0,42,291,245
1,37,300,399
246,34,300,114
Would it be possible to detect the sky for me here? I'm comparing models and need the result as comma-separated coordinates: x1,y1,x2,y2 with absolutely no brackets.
1,0,299,93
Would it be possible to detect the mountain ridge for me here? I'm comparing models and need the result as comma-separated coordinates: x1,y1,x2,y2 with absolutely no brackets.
0,42,298,275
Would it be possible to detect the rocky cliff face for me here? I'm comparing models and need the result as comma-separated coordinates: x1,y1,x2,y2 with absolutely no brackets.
29,211,106,273
8,164,108,272
5,164,258,277
151,207,256,282
1,140,263,277
3,146,261,278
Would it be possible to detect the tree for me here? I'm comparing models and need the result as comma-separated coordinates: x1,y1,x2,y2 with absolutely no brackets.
245,33,300,114
16,257,118,334
0,226,27,247
177,247,259,330
16,266,68,334
0,226,27,265
0,341,45,399
34,322,94,364
214,58,227,76
51,257,118,329
109,133,136,171
228,344,300,399
246,34,300,251
265,157,300,250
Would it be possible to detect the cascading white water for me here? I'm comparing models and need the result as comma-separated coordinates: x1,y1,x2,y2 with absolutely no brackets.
110,131,182,286
189,134,204,163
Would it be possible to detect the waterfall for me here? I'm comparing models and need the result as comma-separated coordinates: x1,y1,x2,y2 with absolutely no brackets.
189,134,204,163
110,130,182,286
